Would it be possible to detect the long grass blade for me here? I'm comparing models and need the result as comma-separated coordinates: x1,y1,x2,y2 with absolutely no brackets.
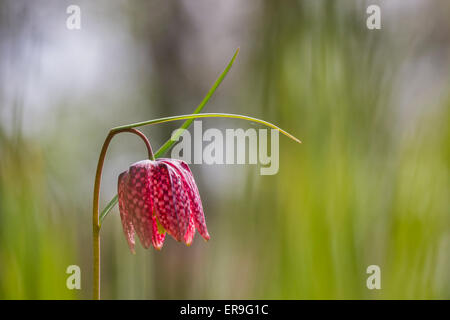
112,113,301,144
100,49,239,224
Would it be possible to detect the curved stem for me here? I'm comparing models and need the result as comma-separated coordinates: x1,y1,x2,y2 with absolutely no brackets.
92,128,152,300
125,128,155,160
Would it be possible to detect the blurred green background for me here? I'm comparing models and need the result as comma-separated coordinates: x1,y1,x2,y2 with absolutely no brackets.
0,0,449,299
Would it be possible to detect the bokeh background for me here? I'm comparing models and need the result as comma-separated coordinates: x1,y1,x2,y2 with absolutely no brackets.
0,0,449,299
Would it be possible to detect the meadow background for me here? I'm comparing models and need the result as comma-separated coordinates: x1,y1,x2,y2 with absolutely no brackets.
0,0,449,299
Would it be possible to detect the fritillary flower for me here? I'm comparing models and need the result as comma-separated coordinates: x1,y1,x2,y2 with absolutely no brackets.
91,49,302,299
117,158,210,253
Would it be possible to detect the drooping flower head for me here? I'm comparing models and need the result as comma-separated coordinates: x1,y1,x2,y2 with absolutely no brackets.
117,158,209,253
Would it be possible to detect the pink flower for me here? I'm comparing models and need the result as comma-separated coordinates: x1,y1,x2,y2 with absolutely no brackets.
117,158,210,253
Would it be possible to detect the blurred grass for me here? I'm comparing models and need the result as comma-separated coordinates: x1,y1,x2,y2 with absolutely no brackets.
0,133,77,299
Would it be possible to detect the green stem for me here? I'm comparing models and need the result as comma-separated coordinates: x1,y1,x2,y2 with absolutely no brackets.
92,128,152,300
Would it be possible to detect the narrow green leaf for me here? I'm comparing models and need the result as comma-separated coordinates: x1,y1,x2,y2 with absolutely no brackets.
112,113,301,144
100,48,239,224
154,48,239,157
99,194,118,223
